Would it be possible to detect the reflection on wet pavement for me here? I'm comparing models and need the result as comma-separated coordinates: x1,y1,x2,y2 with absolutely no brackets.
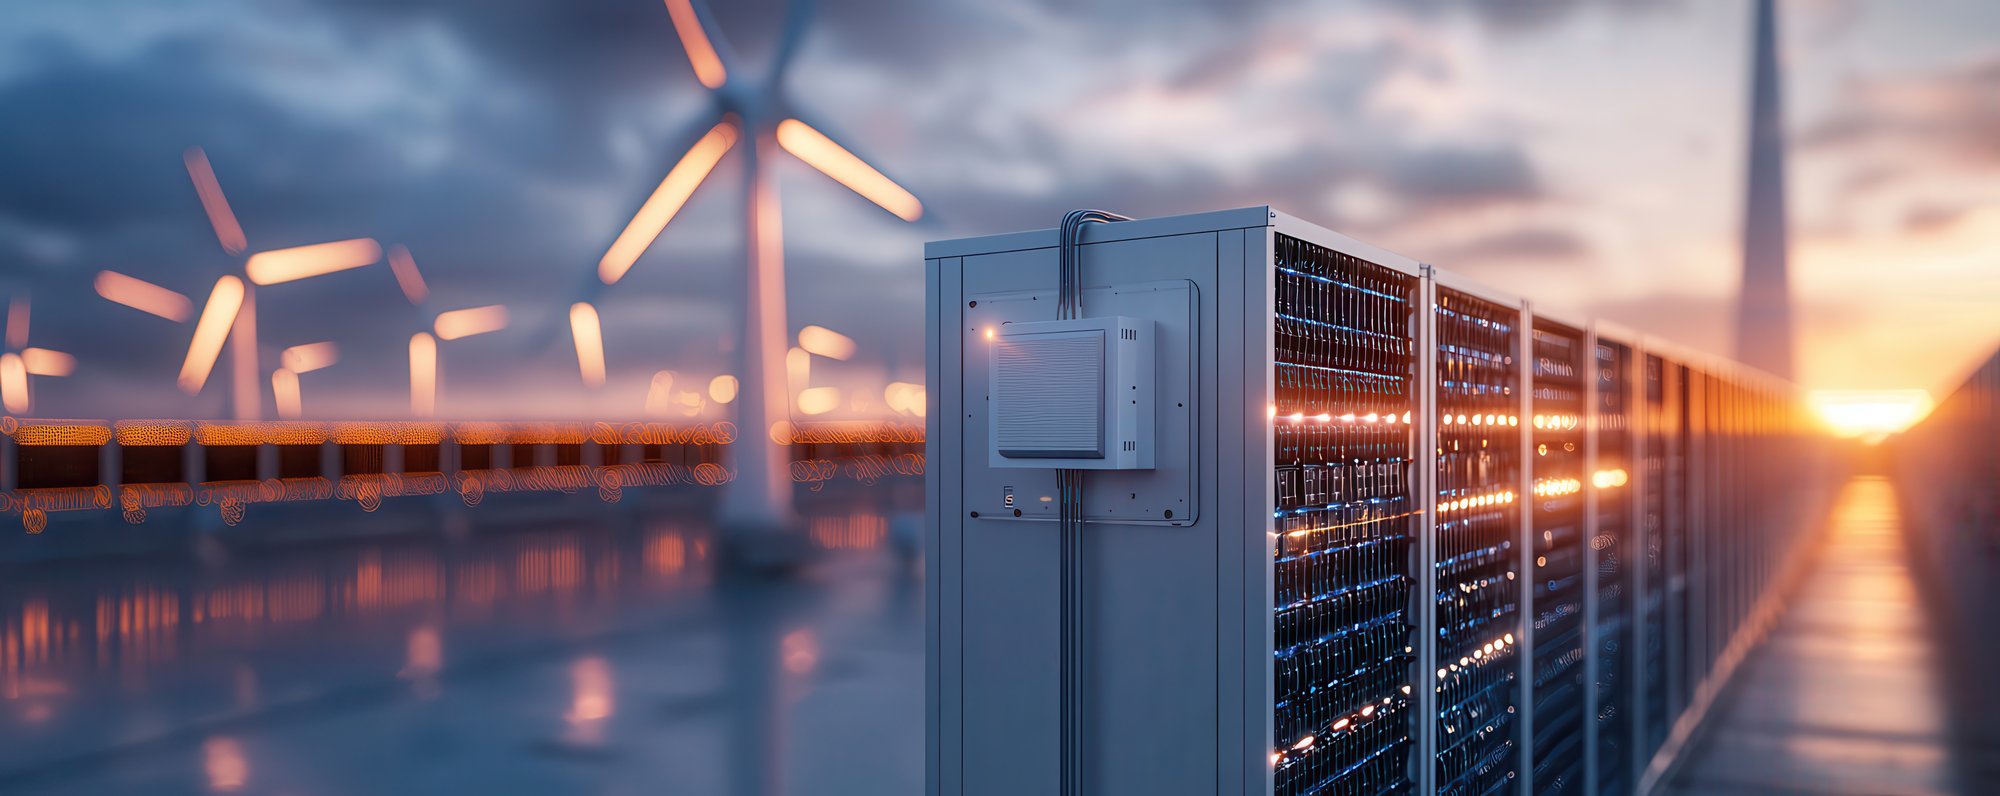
1664,477,1962,795
0,483,922,795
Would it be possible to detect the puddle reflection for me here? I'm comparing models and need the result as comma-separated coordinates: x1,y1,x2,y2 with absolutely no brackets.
0,484,922,794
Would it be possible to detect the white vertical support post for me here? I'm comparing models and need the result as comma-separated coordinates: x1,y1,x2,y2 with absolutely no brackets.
1687,372,1708,703
101,429,122,494
185,428,205,485
320,435,340,482
1515,302,1535,796
385,437,405,474
1628,343,1650,785
256,438,277,481
1,424,14,493
1581,326,1601,796
1413,265,1439,796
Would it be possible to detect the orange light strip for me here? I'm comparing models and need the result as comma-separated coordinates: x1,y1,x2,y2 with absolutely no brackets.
183,147,248,254
597,121,739,285
569,303,606,387
663,0,728,89
244,239,382,285
114,421,194,446
775,119,923,221
94,271,194,322
386,244,429,305
433,305,509,341
179,276,246,394
15,423,113,446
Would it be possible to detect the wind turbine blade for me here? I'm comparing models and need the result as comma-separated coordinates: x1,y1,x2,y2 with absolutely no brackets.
797,324,856,360
279,341,339,374
769,0,815,87
433,305,510,340
568,302,607,387
786,346,810,392
20,348,75,378
598,120,740,285
645,370,675,415
245,238,382,285
0,353,25,414
5,296,27,349
179,276,246,394
94,271,194,321
664,0,730,89
184,147,249,254
410,332,437,417
272,368,303,419
386,244,430,305
797,386,841,416
775,119,923,221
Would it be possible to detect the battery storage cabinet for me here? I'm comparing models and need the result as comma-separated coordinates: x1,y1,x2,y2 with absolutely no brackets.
926,207,1811,796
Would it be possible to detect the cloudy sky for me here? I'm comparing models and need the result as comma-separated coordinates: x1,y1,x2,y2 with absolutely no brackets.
3,0,1996,419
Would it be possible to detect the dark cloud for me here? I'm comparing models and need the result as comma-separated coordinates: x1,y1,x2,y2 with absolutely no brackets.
1802,54,2000,169
1389,0,1679,32
1367,145,1542,210
1435,226,1590,264
0,0,1584,419
1901,203,1972,234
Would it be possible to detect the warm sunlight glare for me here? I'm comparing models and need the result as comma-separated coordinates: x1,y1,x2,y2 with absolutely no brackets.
1810,389,1933,442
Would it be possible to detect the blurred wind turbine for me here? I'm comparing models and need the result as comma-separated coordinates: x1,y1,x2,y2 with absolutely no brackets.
585,0,923,538
384,245,511,417
0,295,78,415
95,147,382,419
271,340,338,419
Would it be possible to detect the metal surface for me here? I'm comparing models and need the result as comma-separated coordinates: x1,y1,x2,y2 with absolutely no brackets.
926,206,1821,796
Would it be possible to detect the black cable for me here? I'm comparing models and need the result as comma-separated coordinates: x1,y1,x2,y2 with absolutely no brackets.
1054,208,1125,796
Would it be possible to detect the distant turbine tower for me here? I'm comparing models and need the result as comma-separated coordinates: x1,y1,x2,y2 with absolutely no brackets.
588,0,923,538
1736,0,1795,380
0,295,79,414
97,147,382,419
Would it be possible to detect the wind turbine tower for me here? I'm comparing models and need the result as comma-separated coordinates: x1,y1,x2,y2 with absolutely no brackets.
589,0,922,544
1736,0,1795,380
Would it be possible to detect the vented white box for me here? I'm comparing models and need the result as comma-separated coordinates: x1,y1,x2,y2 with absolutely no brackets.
988,316,1154,470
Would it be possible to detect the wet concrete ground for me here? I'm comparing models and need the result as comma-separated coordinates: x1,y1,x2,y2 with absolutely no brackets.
1664,477,1968,796
0,483,924,795
3,475,1990,795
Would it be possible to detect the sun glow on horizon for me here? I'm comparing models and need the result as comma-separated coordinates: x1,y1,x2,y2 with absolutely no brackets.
1810,389,1934,442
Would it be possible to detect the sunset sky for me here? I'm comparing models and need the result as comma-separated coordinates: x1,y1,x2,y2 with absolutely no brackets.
3,0,1996,419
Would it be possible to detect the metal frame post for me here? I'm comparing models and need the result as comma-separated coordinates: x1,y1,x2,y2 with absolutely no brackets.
1515,301,1535,796
1413,265,1439,796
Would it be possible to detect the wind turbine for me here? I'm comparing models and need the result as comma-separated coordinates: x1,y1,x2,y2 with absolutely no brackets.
0,295,78,414
384,245,512,417
94,147,382,419
588,0,923,538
